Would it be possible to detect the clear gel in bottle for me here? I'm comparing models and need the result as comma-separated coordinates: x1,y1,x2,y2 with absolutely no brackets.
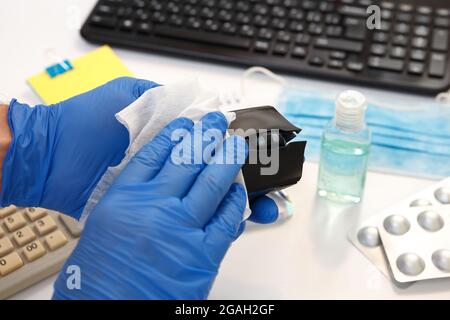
317,90,371,204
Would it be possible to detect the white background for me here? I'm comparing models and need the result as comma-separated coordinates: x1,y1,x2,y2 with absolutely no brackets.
1,0,449,299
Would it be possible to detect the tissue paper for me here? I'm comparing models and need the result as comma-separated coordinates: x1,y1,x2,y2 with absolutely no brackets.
80,79,250,224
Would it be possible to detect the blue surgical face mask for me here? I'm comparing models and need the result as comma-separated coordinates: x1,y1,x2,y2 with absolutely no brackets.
278,88,450,179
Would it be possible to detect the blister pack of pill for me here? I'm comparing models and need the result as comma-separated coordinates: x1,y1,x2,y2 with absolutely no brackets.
349,177,450,284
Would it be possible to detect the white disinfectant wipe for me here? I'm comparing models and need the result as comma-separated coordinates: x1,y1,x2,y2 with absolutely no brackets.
79,78,251,225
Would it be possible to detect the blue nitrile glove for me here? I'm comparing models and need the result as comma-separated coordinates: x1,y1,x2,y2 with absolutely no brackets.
0,77,159,219
0,76,279,223
53,112,249,299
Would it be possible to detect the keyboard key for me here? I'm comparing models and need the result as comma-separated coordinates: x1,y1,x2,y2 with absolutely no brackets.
326,26,343,37
429,53,447,78
120,19,134,31
90,15,116,29
137,22,152,34
97,4,115,16
59,215,82,238
339,5,366,18
154,26,251,49
254,40,270,52
221,22,237,34
0,237,13,257
328,59,344,69
45,230,68,251
24,208,47,222
271,18,287,30
432,29,449,51
289,8,304,21
344,18,366,40
35,215,57,236
13,226,36,247
295,33,310,45
347,61,364,72
330,51,346,60
291,46,307,58
410,49,426,61
368,57,404,72
273,43,289,55
277,31,291,42
240,25,255,37
408,62,424,75
314,38,363,53
4,212,27,232
258,28,273,40
23,240,47,262
309,56,324,67
0,206,17,218
308,23,324,35
371,44,386,56
325,13,340,25
289,21,304,32
0,252,23,276
391,46,406,59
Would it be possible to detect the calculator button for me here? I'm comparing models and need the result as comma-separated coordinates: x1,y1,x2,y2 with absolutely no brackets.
391,46,406,59
0,237,14,257
410,49,426,61
408,62,424,75
24,207,47,221
59,215,82,238
432,29,449,52
0,206,17,218
13,226,36,247
23,240,47,262
429,53,447,78
35,215,57,236
45,230,68,251
4,212,27,232
371,44,386,56
417,6,432,15
0,252,24,276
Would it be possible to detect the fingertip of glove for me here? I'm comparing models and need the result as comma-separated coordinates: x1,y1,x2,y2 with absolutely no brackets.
249,196,279,224
133,79,160,97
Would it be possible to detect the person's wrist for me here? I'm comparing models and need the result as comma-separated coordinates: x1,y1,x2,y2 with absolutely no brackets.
0,104,12,192
0,100,56,208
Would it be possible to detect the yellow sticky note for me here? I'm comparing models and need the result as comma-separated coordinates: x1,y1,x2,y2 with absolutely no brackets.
28,45,132,104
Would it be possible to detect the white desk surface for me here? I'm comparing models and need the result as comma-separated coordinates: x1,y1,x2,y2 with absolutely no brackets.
2,0,450,300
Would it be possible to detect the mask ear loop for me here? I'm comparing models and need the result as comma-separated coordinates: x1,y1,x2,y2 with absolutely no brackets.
240,66,288,104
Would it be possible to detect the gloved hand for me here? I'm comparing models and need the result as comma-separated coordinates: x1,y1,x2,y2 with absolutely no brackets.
0,77,158,219
53,112,249,299
0,77,279,222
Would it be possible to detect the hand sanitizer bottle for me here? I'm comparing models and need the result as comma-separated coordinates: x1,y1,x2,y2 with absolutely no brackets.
317,90,371,204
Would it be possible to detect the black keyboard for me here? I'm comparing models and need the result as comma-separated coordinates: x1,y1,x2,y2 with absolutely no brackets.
81,0,450,95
